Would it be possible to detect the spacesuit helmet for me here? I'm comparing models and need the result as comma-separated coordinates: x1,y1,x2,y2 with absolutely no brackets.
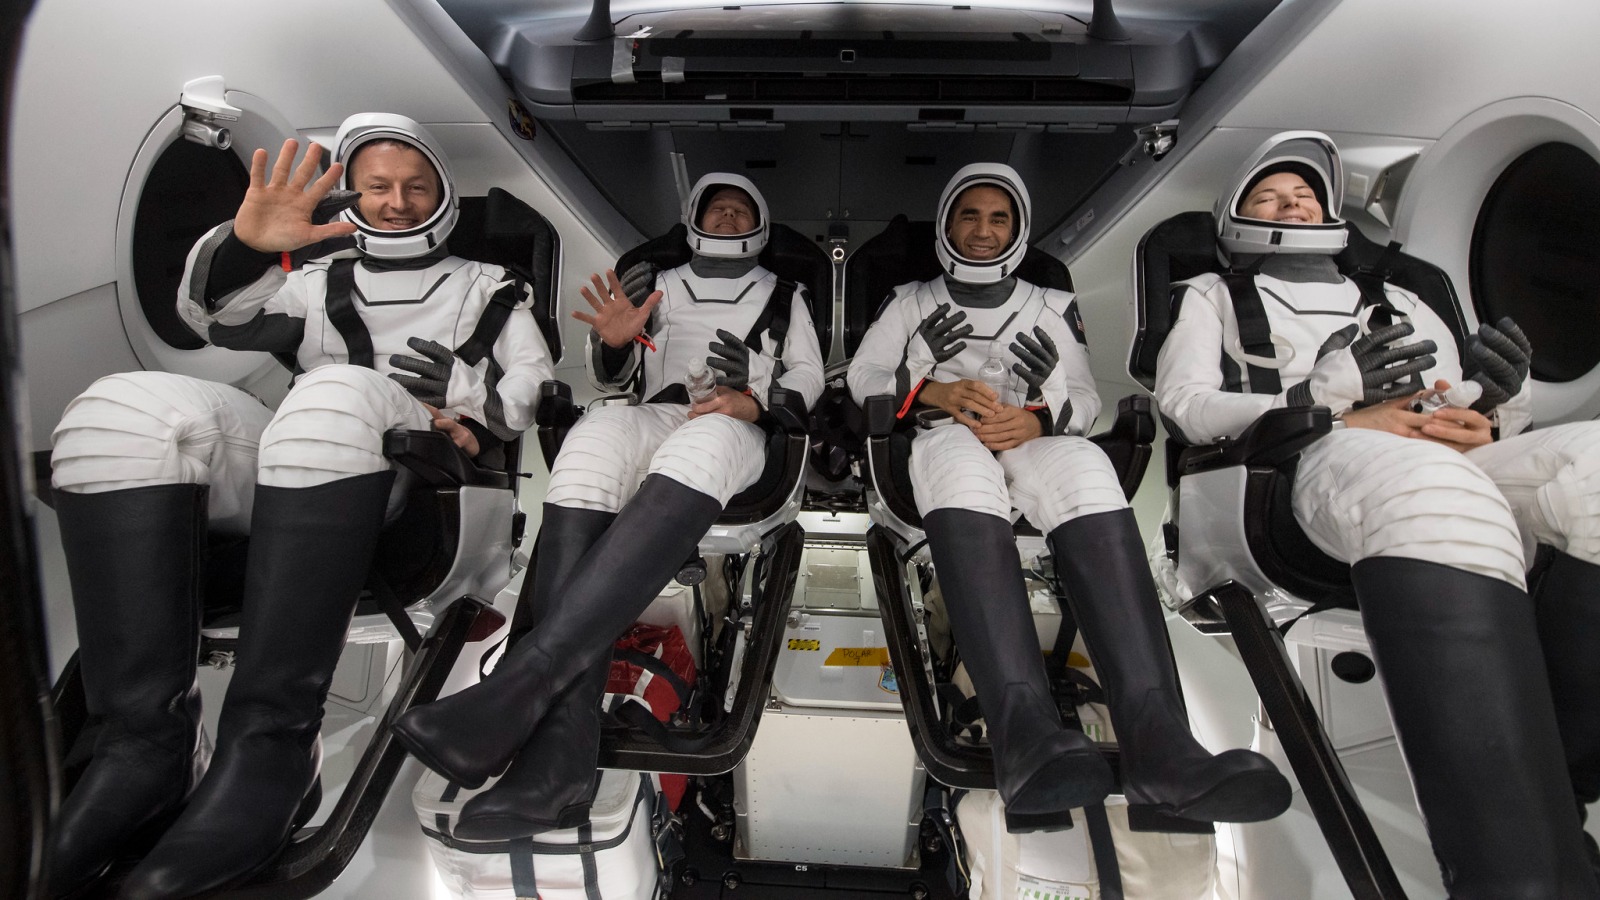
1217,131,1347,257
935,163,1031,285
684,173,769,259
333,113,460,260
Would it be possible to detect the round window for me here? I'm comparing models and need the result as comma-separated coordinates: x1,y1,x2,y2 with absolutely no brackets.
1469,142,1600,383
130,138,250,350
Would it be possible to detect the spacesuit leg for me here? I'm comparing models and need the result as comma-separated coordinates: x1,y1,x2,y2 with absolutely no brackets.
44,372,270,896
909,426,1113,832
124,366,428,898
394,408,762,789
1293,428,1598,897
1470,423,1600,877
1009,437,1291,822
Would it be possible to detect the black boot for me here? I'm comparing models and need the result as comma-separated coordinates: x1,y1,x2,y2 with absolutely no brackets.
1050,509,1290,823
1532,550,1600,881
1352,556,1600,899
924,508,1113,833
120,471,396,900
393,474,722,788
454,504,617,840
47,485,210,898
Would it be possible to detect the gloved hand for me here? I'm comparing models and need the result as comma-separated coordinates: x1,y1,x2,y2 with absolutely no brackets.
708,329,753,391
288,189,362,267
389,337,487,412
915,303,973,365
618,261,658,308
1461,317,1532,413
1009,326,1058,403
1285,321,1437,412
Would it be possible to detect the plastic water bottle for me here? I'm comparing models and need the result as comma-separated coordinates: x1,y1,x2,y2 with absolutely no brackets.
687,357,718,405
978,341,1009,409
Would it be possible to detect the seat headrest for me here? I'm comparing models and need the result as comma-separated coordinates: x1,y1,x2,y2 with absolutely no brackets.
448,188,564,364
842,215,1072,357
1128,210,1468,390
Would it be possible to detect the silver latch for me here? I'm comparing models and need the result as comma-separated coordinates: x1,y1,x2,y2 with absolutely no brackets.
1135,119,1179,161
179,76,240,150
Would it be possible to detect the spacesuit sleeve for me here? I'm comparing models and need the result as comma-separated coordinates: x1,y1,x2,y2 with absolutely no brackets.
846,284,926,413
1032,292,1100,436
175,221,307,354
760,285,825,411
1155,276,1278,444
584,324,643,392
480,273,558,440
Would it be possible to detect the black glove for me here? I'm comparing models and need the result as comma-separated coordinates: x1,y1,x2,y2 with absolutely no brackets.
389,337,465,408
1285,322,1437,411
915,302,973,365
1009,327,1059,403
618,261,658,308
288,189,362,267
708,329,752,391
1461,317,1532,413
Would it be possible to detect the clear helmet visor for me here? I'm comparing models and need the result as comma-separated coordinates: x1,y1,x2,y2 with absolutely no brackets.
683,173,769,259
1217,131,1348,257
333,113,460,259
935,163,1032,284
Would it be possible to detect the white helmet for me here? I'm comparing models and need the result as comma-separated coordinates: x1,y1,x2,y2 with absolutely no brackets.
935,163,1031,285
333,113,459,260
1216,131,1347,257
683,173,769,259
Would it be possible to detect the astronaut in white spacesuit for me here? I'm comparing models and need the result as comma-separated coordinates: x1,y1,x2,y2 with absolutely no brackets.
1156,132,1600,897
46,114,554,899
848,164,1290,833
392,173,823,841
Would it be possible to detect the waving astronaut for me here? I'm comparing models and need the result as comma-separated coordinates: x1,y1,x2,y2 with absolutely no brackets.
46,114,554,898
392,173,824,840
847,164,1290,833
1156,131,1600,896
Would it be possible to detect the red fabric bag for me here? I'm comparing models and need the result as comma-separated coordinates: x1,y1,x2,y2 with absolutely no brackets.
607,623,697,809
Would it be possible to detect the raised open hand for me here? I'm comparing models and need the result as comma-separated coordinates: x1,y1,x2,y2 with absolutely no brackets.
573,268,662,348
233,139,359,253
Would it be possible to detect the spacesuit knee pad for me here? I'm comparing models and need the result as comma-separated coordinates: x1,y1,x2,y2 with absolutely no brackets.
908,426,1010,520
546,406,650,513
647,413,766,505
1296,432,1526,587
257,365,427,489
51,371,269,495
1001,436,1127,532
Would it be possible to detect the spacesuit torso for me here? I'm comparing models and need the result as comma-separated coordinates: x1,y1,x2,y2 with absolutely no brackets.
586,257,824,410
1154,256,1537,445
850,274,1097,436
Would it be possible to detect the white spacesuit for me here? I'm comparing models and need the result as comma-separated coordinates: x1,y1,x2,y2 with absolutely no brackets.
1155,131,1600,897
848,164,1289,834
392,173,823,842
47,114,554,899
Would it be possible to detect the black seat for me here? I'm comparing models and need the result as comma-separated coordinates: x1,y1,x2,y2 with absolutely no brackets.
533,223,830,775
48,187,562,897
1130,209,1475,897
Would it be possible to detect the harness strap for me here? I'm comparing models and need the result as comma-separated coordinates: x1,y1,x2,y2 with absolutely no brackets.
456,277,525,367
743,278,796,357
323,258,374,368
1220,270,1282,394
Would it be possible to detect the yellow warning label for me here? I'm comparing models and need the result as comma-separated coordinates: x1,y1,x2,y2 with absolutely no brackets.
823,646,891,667
787,638,821,651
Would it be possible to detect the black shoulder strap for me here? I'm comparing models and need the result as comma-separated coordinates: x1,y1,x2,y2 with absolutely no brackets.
455,276,525,367
1220,271,1282,395
743,278,796,357
1347,239,1403,329
323,258,374,369
509,836,538,898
